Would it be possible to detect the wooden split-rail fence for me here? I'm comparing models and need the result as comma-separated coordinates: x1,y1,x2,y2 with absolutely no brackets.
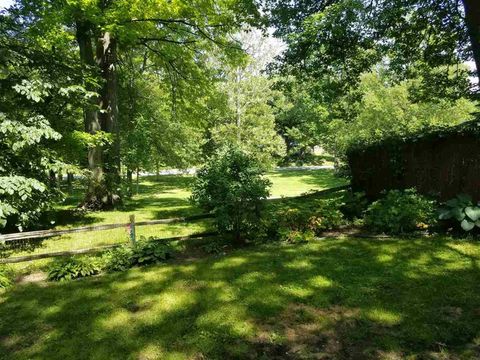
0,213,215,264
0,185,350,264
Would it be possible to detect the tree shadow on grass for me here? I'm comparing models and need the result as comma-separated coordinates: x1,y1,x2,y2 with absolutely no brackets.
1,237,480,359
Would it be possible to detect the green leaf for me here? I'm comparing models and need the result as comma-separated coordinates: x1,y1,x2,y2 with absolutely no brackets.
445,198,459,207
438,209,452,220
461,219,475,231
465,206,480,221
452,208,466,221
457,193,472,204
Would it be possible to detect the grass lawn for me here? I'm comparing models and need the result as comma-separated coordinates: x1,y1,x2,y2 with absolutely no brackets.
1,236,480,359
2,169,346,270
51,169,346,227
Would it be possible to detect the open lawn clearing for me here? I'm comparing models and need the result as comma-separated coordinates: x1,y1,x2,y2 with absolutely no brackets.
1,236,480,359
2,169,346,270
51,169,346,228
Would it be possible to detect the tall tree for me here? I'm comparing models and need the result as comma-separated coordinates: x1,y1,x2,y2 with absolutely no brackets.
266,0,480,96
0,15,83,230
7,0,260,208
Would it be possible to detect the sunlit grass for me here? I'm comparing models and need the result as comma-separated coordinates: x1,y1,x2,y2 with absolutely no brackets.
3,169,345,271
1,236,480,359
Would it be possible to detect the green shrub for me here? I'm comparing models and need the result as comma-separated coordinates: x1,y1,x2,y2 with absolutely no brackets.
308,198,345,234
0,265,13,289
341,191,368,220
47,257,101,282
191,145,271,244
201,240,225,255
131,238,173,266
365,189,435,234
102,246,135,272
260,198,345,242
280,229,316,244
439,194,480,231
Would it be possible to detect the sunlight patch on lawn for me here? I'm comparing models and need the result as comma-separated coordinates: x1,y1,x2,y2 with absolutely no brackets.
196,304,254,336
376,253,394,263
212,256,248,269
308,275,334,289
100,310,131,330
365,308,402,326
137,344,166,360
279,284,315,299
285,258,315,270
237,271,275,285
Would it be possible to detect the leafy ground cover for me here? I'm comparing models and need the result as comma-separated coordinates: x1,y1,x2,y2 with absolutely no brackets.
1,236,479,359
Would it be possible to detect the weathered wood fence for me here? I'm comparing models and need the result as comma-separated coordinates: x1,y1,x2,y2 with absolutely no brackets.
0,185,350,264
0,213,215,264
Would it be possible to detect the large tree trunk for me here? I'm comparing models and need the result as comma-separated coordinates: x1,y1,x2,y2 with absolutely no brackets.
463,0,480,86
96,31,121,206
76,20,104,207
76,21,121,209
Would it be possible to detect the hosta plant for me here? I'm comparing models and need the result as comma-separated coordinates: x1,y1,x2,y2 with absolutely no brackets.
439,194,480,231
47,257,101,282
131,238,173,266
0,265,13,289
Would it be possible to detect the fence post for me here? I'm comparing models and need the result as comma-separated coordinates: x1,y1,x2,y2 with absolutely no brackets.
129,214,136,246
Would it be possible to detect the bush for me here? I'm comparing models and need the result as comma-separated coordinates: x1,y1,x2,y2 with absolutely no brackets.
103,239,174,271
130,238,173,266
47,257,101,282
280,229,316,244
308,198,345,234
365,189,435,234
341,191,368,220
0,265,13,289
191,145,271,244
260,198,346,243
439,194,480,232
101,246,135,272
201,240,225,255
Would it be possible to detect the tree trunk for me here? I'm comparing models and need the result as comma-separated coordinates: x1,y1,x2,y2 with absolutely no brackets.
76,20,105,207
463,0,480,86
67,172,74,192
49,170,57,188
96,31,122,206
136,168,140,195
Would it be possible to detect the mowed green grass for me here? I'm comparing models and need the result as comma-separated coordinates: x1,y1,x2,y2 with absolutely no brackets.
1,237,480,359
52,169,345,227
3,169,346,265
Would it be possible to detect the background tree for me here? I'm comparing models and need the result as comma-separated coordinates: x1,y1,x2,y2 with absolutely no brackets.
326,71,477,157
5,0,261,208
208,29,286,168
265,0,480,93
0,18,84,230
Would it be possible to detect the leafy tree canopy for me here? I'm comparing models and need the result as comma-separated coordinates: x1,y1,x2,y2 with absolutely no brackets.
265,0,479,98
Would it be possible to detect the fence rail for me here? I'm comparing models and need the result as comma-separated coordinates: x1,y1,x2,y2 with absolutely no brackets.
0,185,350,263
0,213,214,243
0,231,219,264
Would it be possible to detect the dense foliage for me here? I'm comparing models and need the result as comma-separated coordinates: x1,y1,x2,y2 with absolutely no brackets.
365,189,436,234
191,145,271,243
327,73,477,156
266,0,479,94
49,239,174,281
0,265,13,289
0,0,263,220
47,257,101,282
439,194,480,232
